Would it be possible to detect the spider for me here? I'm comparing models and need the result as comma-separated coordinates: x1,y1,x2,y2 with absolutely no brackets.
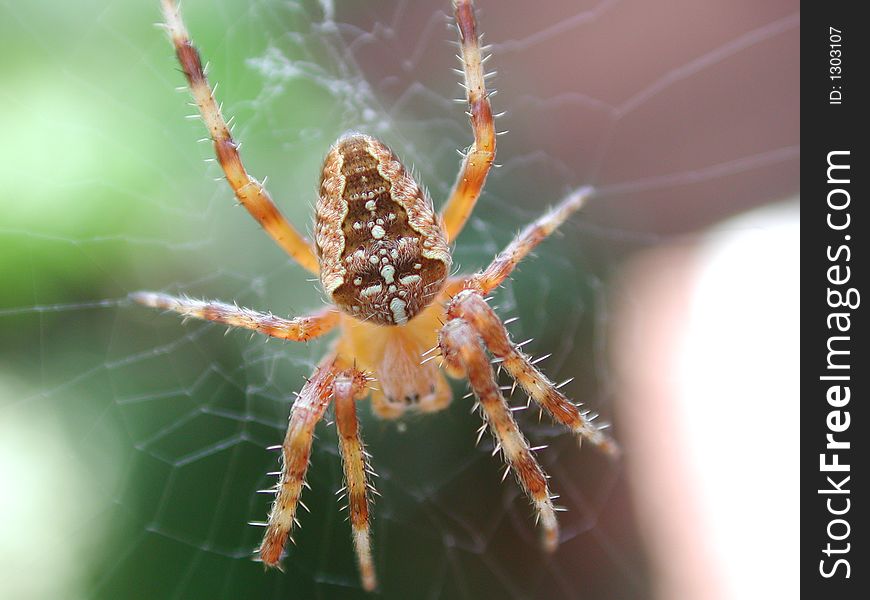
135,0,618,591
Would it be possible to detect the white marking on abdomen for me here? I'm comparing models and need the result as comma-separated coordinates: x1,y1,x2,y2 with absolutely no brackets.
390,298,408,325
361,284,382,298
380,264,395,284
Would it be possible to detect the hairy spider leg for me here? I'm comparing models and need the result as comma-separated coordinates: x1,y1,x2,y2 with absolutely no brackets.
160,0,320,274
259,358,337,566
334,369,378,591
447,290,619,455
130,292,340,341
466,186,594,295
438,319,560,551
440,0,496,242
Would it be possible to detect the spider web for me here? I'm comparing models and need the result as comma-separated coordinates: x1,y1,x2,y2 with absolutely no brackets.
0,0,798,598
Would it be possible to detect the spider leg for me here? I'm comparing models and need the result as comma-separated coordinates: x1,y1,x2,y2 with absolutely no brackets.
466,186,594,295
259,357,336,566
334,369,378,591
440,0,496,242
160,0,319,274
131,291,339,342
438,318,560,552
447,290,619,455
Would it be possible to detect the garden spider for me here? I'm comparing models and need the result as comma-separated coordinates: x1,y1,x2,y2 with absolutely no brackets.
135,0,618,591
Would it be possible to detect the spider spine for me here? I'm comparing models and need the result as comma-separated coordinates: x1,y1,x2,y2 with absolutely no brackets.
530,353,552,365
556,377,575,389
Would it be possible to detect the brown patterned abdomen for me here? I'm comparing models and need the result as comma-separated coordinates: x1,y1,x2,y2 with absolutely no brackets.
316,134,450,326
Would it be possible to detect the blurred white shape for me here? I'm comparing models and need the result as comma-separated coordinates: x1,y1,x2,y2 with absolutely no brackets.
614,200,799,600
677,201,799,599
0,376,119,600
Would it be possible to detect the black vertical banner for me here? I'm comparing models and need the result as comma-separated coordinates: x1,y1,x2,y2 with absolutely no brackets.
803,2,867,597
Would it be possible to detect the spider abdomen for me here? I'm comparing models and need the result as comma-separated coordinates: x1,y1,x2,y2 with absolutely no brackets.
316,134,450,326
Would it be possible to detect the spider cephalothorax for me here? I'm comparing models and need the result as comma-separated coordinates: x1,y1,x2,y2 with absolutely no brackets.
136,0,617,592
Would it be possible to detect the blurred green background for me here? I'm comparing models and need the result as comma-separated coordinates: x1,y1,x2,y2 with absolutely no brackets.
1,0,797,598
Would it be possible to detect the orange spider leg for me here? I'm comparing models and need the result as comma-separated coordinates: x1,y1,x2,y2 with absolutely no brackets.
131,292,339,342
160,0,319,274
438,319,560,552
466,186,594,295
442,275,470,298
447,290,619,456
440,0,496,242
259,358,337,566
334,369,378,591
